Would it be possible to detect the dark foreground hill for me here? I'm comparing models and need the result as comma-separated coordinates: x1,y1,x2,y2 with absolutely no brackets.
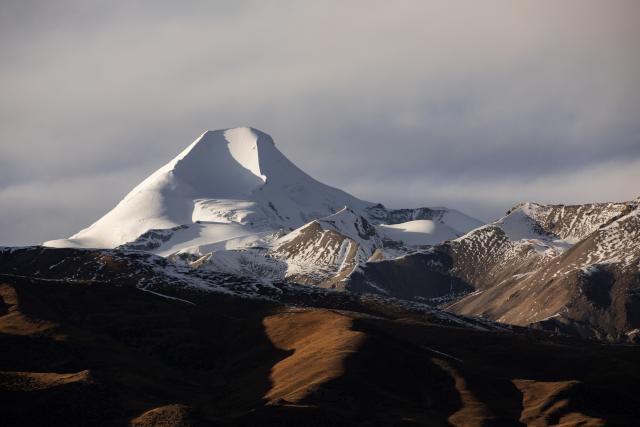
1,247,639,426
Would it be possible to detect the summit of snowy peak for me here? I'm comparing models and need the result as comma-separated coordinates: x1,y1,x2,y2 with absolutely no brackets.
170,127,275,184
197,127,274,146
505,201,540,216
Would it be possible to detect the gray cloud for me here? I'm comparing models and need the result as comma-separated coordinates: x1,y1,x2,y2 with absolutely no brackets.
1,0,639,244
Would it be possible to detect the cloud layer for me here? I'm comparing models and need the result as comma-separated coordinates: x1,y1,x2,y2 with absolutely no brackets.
1,0,639,244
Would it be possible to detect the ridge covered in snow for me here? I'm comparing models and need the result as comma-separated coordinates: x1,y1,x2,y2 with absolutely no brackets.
346,198,640,341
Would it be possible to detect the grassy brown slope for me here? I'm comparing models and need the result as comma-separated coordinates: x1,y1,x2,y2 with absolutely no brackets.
1,275,639,426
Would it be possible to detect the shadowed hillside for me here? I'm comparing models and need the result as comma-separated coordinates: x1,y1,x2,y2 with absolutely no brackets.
1,249,639,425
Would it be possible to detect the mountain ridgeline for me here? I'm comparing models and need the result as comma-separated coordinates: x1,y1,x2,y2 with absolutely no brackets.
38,127,639,342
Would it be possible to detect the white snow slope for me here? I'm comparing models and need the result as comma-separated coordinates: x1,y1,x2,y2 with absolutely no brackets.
379,220,459,246
44,127,482,256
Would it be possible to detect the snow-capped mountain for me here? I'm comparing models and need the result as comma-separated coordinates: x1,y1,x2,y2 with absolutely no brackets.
447,199,640,340
349,199,640,341
45,127,372,252
44,127,482,261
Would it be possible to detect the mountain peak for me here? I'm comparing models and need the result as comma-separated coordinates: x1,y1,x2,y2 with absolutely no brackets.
175,127,275,182
44,127,373,250
43,126,479,253
197,127,275,147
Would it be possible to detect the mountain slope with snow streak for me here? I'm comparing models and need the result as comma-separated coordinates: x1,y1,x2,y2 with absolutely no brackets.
272,208,383,287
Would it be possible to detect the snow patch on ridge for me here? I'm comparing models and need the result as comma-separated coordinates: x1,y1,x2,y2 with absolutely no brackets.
378,220,460,246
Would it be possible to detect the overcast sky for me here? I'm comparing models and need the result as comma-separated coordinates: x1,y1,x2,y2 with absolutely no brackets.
1,0,639,245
